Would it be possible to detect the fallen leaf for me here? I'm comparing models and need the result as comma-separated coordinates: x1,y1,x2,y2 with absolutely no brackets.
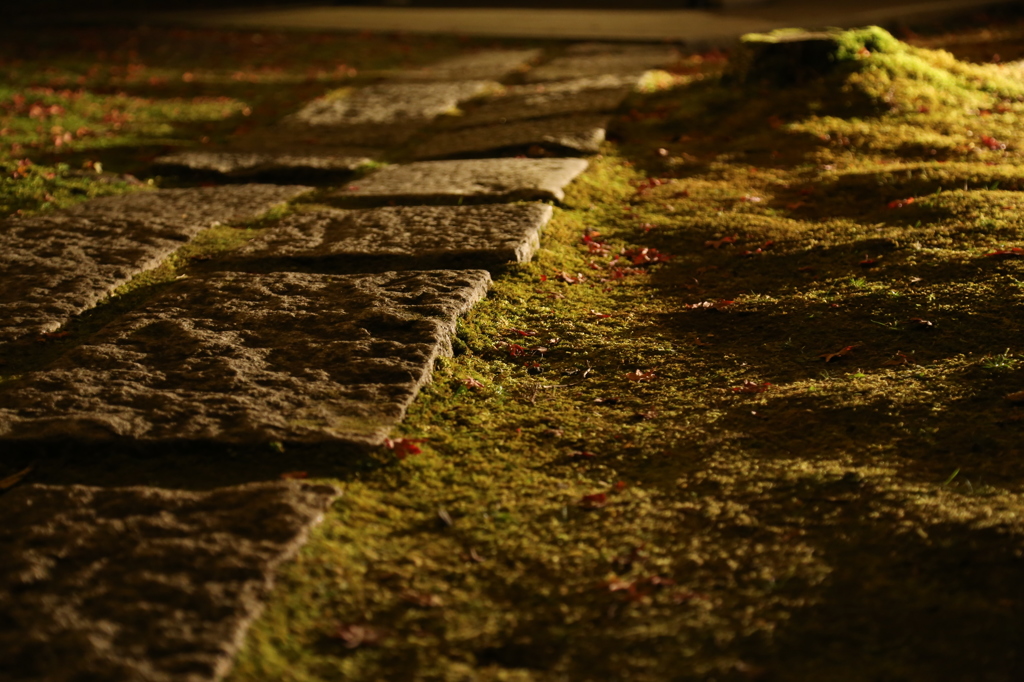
686,299,734,311
859,258,879,268
907,318,934,329
880,352,910,366
980,134,1005,151
0,467,31,491
1006,391,1024,403
506,328,538,337
706,235,738,249
820,345,858,362
732,380,771,394
569,450,597,459
383,437,426,460
402,590,444,608
463,377,485,390
986,247,1024,259
887,197,915,209
625,369,657,382
331,624,384,649
581,492,608,508
279,471,308,480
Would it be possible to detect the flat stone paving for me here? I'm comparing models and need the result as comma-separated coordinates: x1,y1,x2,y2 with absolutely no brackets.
284,80,498,146
525,45,679,82
411,114,608,159
444,74,637,129
0,45,603,682
0,270,491,447
392,48,542,81
232,203,553,272
0,185,310,345
336,157,588,203
152,149,376,180
0,481,340,682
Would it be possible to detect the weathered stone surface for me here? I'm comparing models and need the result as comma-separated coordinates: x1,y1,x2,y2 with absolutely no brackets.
525,46,678,82
336,157,588,203
443,75,636,128
0,270,491,446
232,203,553,272
393,49,542,81
283,81,498,146
0,481,340,682
411,115,607,159
153,149,376,180
0,185,311,344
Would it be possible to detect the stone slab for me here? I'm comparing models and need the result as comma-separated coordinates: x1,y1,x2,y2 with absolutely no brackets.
525,46,679,82
335,157,589,203
283,80,498,146
411,115,608,160
0,481,339,682
393,48,542,81
152,149,376,180
443,75,636,129
231,203,553,272
0,185,311,345
0,270,491,446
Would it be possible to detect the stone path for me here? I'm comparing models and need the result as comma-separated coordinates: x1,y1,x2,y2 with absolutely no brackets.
0,43,657,681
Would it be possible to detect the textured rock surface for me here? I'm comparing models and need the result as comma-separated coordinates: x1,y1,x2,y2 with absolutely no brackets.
284,81,497,146
153,149,376,179
444,75,636,128
336,157,588,203
233,203,553,272
525,46,678,82
0,270,491,446
0,481,340,682
411,115,608,159
394,49,541,81
0,185,311,344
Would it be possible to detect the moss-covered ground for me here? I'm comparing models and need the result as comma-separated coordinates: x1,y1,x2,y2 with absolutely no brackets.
3,14,1024,682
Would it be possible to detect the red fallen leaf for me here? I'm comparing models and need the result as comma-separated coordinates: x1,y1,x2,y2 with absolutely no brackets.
539,274,548,282
739,241,774,257
401,590,444,608
732,380,771,393
554,271,586,284
980,134,1005,151
1006,391,1024,403
581,492,608,508
625,369,657,382
820,345,858,362
621,246,671,265
986,247,1024,259
331,624,384,648
507,328,538,337
609,266,646,279
918,105,930,113
767,115,784,129
590,310,612,319
706,235,738,249
508,344,527,357
859,258,879,268
279,471,308,480
881,352,910,367
36,331,71,341
686,299,734,311
383,437,426,460
462,377,485,390
614,481,627,491
887,197,915,209
786,201,806,210
798,266,816,273
606,578,635,592
569,450,597,459
739,195,762,203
